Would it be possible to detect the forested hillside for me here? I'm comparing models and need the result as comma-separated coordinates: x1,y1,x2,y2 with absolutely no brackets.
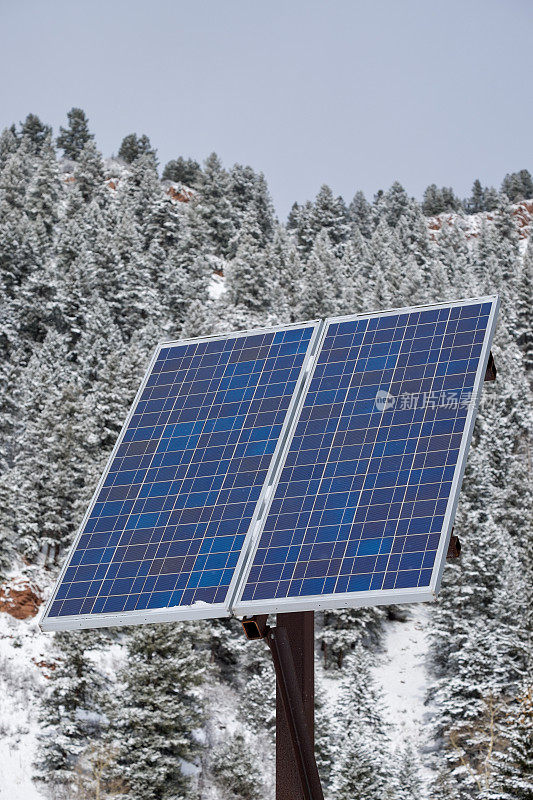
0,109,531,800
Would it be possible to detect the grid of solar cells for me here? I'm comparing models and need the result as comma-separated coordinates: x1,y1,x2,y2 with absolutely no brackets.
48,325,315,618
240,301,493,604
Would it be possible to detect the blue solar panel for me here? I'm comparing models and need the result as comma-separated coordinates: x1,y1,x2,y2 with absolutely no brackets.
41,323,319,629
234,298,499,613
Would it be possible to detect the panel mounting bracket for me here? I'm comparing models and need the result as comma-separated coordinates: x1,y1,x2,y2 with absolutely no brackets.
484,351,496,382
446,529,461,559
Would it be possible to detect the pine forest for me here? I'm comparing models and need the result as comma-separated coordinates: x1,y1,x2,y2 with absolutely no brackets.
0,109,531,800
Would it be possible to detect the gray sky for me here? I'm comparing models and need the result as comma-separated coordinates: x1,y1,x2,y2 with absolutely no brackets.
1,0,531,218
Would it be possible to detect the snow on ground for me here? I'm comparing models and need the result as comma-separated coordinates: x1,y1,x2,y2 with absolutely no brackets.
371,604,435,790
371,605,432,751
0,615,49,800
208,272,226,300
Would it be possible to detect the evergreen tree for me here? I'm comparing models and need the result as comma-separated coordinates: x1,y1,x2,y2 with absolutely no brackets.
35,631,103,786
320,605,385,668
394,741,423,800
57,107,94,160
25,133,62,234
311,184,350,256
239,641,275,737
516,238,533,370
422,184,447,215
19,113,52,154
501,169,533,202
196,152,235,257
483,186,500,211
467,179,486,214
118,132,156,164
287,199,316,257
106,623,205,800
225,210,273,312
0,135,35,211
211,733,262,800
329,647,394,799
430,764,461,800
491,686,533,800
329,731,390,800
314,680,334,789
263,225,303,322
72,140,106,203
348,190,373,238
162,156,201,186
0,124,19,170
378,181,410,228
8,333,97,562
297,230,344,319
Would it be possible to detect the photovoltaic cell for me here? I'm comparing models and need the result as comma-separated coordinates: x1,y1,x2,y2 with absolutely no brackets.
42,323,318,628
235,298,498,612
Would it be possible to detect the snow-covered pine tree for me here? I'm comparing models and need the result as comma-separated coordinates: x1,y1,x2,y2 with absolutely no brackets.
467,179,486,214
72,140,106,204
162,156,201,187
314,679,334,790
320,604,385,668
297,230,344,319
118,132,156,164
196,152,236,257
377,180,410,228
239,639,276,738
329,647,394,799
211,732,263,800
0,124,19,171
287,199,316,257
228,164,275,249
105,622,205,800
19,113,52,154
348,190,373,238
311,184,350,257
501,169,533,202
225,209,274,314
430,764,461,800
35,630,104,787
490,685,533,800
516,238,533,371
394,741,423,800
422,184,461,216
261,225,304,323
0,135,35,211
329,729,392,800
57,107,94,160
8,332,98,562
25,133,62,235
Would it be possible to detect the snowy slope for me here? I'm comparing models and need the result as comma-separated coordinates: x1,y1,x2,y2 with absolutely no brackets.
371,606,433,753
0,615,48,800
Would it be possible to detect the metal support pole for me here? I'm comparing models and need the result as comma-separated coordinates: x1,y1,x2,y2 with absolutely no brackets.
266,611,324,800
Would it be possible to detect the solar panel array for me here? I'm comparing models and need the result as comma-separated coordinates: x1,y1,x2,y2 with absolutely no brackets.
43,323,318,626
41,297,498,631
235,300,495,613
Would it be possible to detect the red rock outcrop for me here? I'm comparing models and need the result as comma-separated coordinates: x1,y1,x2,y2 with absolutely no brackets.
0,577,43,620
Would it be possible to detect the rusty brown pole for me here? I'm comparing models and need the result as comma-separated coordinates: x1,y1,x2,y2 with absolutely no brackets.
266,611,324,800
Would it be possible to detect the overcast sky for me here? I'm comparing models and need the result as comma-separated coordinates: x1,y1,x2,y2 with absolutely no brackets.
1,0,531,218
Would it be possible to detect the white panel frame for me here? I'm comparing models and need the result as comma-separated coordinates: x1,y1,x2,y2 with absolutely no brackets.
232,295,500,617
40,320,323,632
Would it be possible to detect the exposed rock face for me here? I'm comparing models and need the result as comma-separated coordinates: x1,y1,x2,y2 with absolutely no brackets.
167,184,195,202
427,199,533,240
0,577,43,620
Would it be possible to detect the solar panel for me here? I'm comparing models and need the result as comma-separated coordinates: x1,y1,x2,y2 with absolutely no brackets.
40,322,321,631
232,297,499,615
